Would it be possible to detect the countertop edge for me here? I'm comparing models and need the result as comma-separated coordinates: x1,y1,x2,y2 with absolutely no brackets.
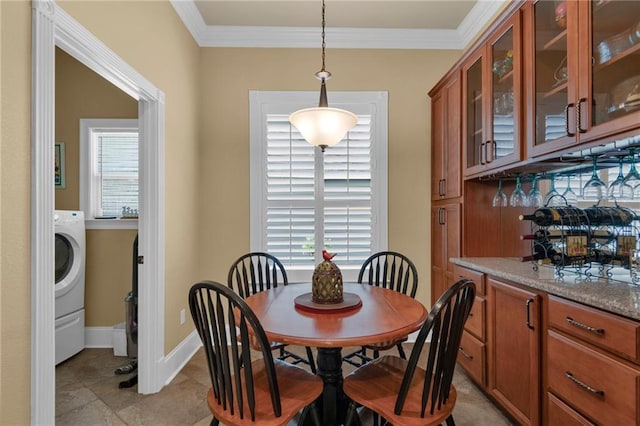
451,257,640,321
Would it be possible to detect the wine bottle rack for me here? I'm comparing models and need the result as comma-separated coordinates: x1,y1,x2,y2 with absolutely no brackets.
520,206,640,284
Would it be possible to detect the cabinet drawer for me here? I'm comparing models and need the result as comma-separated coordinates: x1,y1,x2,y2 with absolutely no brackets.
452,265,485,295
548,295,640,363
457,330,485,386
465,296,485,341
547,393,595,426
547,330,640,426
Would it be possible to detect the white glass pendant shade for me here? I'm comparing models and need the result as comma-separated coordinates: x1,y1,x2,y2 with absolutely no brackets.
289,106,357,149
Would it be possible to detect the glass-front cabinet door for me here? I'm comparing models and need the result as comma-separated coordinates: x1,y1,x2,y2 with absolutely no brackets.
527,0,640,156
463,14,522,177
582,0,640,142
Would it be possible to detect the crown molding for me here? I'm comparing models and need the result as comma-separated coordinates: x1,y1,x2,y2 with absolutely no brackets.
171,0,508,50
457,0,509,48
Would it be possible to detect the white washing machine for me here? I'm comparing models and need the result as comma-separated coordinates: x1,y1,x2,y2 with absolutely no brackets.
54,210,86,364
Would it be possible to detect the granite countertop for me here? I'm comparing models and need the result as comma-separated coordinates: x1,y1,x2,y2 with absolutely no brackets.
450,257,640,321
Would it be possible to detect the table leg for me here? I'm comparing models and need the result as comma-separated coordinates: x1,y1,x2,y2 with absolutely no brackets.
314,347,349,426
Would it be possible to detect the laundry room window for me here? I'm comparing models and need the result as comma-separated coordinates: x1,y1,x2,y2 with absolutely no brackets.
249,91,388,282
80,119,139,229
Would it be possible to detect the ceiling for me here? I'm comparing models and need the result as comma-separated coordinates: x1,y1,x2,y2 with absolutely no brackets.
171,0,508,49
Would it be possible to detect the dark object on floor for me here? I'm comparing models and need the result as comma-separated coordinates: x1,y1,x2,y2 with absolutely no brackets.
342,278,476,426
342,251,418,367
117,234,139,388
188,280,323,425
227,252,317,373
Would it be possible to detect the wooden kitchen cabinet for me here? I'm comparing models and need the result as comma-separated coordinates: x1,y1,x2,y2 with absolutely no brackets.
463,12,523,177
546,295,640,425
487,277,541,426
430,70,461,200
454,265,487,387
431,202,460,305
524,0,640,157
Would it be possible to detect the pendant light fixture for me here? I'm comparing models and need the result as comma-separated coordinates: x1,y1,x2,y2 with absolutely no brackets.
289,0,357,152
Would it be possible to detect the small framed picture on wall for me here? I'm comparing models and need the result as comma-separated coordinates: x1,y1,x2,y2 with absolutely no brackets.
55,142,66,189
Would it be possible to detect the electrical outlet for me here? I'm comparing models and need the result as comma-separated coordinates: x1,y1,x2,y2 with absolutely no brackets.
180,308,186,325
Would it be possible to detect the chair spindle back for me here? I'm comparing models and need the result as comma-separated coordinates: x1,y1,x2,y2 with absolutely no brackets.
189,281,282,421
358,251,418,297
395,278,476,417
227,252,288,298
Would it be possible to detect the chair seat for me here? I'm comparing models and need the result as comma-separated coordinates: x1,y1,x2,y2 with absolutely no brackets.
363,335,408,351
343,355,457,426
208,358,323,426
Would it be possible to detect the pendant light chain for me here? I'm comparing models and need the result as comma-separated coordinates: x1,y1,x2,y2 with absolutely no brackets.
320,0,326,73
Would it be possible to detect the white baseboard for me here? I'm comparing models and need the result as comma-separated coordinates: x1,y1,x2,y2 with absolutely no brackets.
162,330,202,386
84,326,116,348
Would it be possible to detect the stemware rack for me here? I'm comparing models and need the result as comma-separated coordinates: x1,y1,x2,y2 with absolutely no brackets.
521,205,640,284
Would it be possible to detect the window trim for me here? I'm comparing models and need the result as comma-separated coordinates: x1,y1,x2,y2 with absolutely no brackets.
79,118,139,229
249,91,388,282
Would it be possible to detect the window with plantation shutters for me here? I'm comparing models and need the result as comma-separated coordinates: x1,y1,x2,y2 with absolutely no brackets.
251,92,388,282
80,119,139,228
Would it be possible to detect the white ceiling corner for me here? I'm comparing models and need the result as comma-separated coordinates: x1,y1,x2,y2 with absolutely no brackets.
170,0,508,50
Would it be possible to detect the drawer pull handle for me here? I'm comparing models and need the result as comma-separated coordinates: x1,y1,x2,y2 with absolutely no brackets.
458,347,473,360
565,371,604,397
565,316,605,335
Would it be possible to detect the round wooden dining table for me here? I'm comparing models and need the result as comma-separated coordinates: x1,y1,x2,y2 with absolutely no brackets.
243,283,428,426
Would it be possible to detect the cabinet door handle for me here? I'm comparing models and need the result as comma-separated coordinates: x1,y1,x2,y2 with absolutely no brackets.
577,98,587,134
458,347,473,360
437,207,444,225
480,142,486,165
485,140,494,163
565,316,605,335
525,299,535,330
565,371,605,397
565,103,575,137
441,179,447,197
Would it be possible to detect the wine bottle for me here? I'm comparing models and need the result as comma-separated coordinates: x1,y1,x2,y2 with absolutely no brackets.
520,229,614,244
583,206,637,226
519,207,588,226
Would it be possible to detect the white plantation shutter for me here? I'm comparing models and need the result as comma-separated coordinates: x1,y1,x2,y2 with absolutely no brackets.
94,132,139,216
80,118,139,222
265,115,316,264
323,117,372,264
251,91,387,278
265,115,372,266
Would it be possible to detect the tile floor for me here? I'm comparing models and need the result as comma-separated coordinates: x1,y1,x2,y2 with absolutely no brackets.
56,345,514,425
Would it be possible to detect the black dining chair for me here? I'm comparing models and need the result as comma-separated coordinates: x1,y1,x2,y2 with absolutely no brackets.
342,251,418,367
189,281,323,426
342,278,476,426
227,252,317,373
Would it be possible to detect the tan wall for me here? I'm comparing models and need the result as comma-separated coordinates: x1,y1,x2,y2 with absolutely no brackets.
1,2,31,423
57,0,202,355
55,48,139,326
1,1,201,422
197,48,462,307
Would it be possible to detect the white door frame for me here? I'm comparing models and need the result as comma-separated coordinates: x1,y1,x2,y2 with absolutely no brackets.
31,1,165,423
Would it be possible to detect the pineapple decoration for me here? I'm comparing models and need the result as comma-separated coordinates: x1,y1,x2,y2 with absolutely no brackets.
312,250,344,304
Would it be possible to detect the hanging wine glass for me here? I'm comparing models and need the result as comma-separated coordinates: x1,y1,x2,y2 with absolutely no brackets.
509,175,527,207
623,151,640,198
608,157,633,201
544,174,564,206
527,174,544,208
492,179,508,207
582,155,607,202
562,174,579,206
